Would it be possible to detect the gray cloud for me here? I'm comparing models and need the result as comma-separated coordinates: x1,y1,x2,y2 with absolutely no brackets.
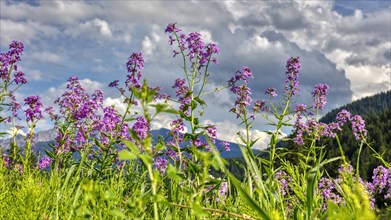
1,0,389,138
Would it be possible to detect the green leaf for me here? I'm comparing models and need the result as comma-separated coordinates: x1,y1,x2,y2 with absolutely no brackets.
195,96,206,106
209,143,270,220
152,194,166,203
179,110,190,121
110,208,126,218
139,154,152,166
167,164,180,181
191,100,198,109
130,86,141,99
192,203,208,217
146,89,156,103
154,142,165,152
122,140,140,154
118,150,137,160
307,156,341,219
150,103,165,114
161,108,178,114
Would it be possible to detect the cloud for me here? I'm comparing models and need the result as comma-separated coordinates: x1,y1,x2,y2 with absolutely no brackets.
0,19,60,46
1,0,389,138
65,18,113,41
204,120,274,150
30,51,62,64
2,127,27,140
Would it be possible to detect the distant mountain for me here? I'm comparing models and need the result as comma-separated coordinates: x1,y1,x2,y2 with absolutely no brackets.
0,129,57,151
0,128,253,158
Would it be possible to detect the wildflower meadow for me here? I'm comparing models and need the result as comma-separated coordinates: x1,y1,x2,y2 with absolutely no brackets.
0,23,390,219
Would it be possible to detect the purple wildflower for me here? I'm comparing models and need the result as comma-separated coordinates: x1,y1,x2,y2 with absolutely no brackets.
221,141,230,152
228,66,253,86
371,166,391,197
230,84,252,118
336,109,351,126
319,177,343,210
294,104,307,114
154,157,169,174
284,57,301,96
206,125,217,139
14,71,27,84
24,96,44,123
2,154,10,167
350,115,367,140
132,116,149,140
108,80,119,88
38,156,52,170
170,118,185,134
338,163,354,175
219,182,228,197
125,52,144,88
165,23,219,69
275,170,292,196
312,83,329,110
172,78,191,115
265,88,277,97
165,23,181,34
253,100,269,113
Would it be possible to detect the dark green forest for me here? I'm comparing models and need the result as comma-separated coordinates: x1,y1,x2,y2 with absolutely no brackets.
285,90,391,180
226,90,391,181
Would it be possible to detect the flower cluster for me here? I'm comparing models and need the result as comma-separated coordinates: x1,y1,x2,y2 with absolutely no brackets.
311,83,329,110
96,106,129,144
125,52,144,88
284,57,301,96
220,141,230,152
318,177,343,210
336,109,367,141
38,156,52,170
132,116,149,140
294,119,343,145
153,157,169,174
1,41,25,83
1,41,28,125
172,78,191,115
228,67,256,119
265,88,277,97
369,166,391,199
217,181,228,202
350,115,367,140
294,106,368,145
51,77,122,154
165,23,219,70
318,164,378,210
24,96,44,123
275,170,293,196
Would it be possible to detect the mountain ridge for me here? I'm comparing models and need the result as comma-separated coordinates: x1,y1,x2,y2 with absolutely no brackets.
0,127,252,158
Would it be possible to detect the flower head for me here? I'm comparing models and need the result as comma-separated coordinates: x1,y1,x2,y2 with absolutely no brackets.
350,115,367,140
24,96,44,123
312,83,329,110
265,88,277,97
284,57,301,96
38,156,52,170
132,116,149,140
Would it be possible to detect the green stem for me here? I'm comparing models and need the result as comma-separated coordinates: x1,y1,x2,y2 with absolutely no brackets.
335,135,347,164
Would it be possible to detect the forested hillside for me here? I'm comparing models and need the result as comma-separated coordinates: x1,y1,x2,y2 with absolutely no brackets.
320,90,391,124
283,90,391,180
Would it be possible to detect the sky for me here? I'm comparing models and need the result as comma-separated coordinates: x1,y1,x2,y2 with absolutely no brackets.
1,0,390,149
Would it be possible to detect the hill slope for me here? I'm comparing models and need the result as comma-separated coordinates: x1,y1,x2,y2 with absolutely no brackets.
283,90,391,180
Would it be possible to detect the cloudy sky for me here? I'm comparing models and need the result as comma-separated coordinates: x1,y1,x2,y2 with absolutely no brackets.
1,0,390,148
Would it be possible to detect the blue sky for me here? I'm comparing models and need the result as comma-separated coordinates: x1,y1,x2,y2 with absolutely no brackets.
1,0,390,148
